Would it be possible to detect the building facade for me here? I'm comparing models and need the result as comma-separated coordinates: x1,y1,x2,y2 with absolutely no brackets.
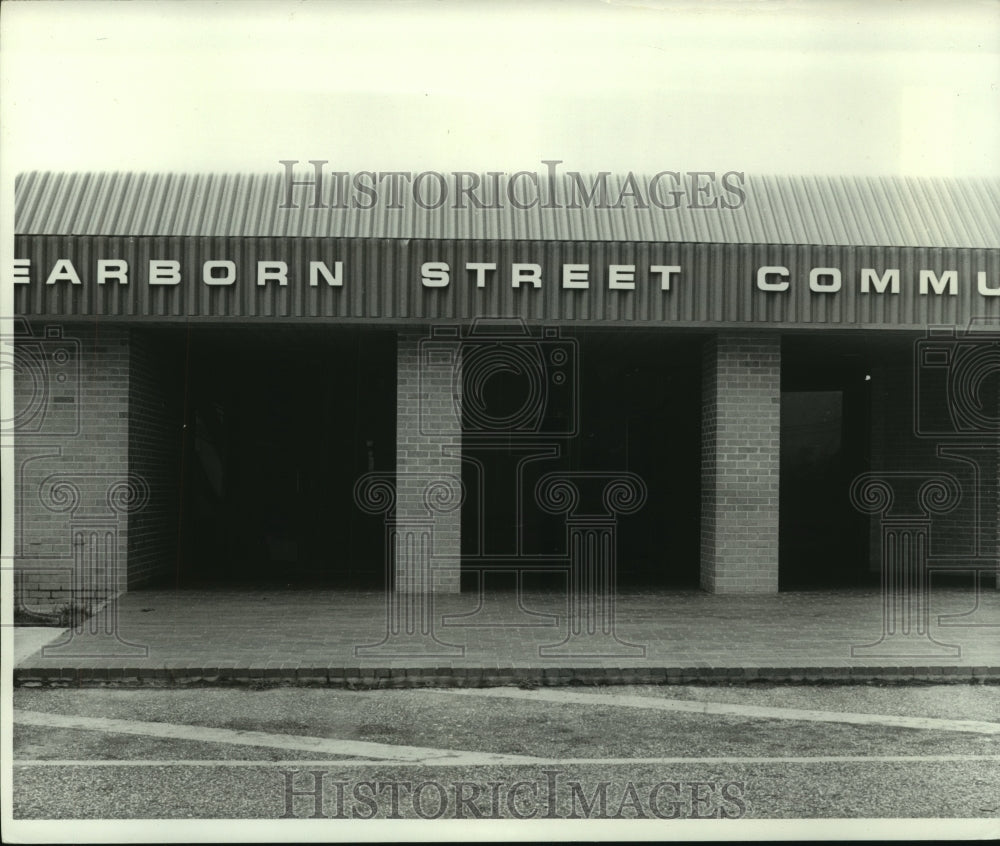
11,171,1000,611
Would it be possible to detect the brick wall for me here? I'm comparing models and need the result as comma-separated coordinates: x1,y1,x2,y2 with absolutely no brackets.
396,330,462,593
127,328,184,589
701,334,781,594
15,322,131,611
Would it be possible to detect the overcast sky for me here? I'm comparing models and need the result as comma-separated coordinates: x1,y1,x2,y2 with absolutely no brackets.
1,0,998,176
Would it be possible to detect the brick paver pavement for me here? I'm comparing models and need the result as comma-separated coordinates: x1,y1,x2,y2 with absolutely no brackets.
14,587,1000,685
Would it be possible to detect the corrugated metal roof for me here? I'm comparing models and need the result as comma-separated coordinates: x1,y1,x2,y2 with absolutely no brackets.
15,171,1000,248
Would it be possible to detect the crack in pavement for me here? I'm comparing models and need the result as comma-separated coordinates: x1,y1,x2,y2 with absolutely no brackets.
437,687,1000,735
13,709,544,767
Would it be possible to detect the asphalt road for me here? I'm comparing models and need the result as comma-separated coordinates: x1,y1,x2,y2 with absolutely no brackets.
10,684,1000,828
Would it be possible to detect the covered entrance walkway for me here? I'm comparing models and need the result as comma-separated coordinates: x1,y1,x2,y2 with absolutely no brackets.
14,586,1000,685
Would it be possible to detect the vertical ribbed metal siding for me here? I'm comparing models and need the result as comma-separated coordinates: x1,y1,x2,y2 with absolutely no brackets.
14,236,1000,328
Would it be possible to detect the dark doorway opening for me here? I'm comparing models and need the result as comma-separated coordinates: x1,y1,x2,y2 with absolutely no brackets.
780,334,873,588
177,327,396,588
460,330,701,589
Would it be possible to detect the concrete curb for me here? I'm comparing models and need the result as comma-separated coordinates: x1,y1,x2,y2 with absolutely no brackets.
13,665,1000,687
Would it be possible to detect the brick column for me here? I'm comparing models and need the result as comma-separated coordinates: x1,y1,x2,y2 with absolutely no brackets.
396,330,462,593
700,334,781,594
14,323,131,611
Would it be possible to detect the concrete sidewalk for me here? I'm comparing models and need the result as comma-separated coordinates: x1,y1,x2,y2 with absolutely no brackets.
13,586,1000,686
